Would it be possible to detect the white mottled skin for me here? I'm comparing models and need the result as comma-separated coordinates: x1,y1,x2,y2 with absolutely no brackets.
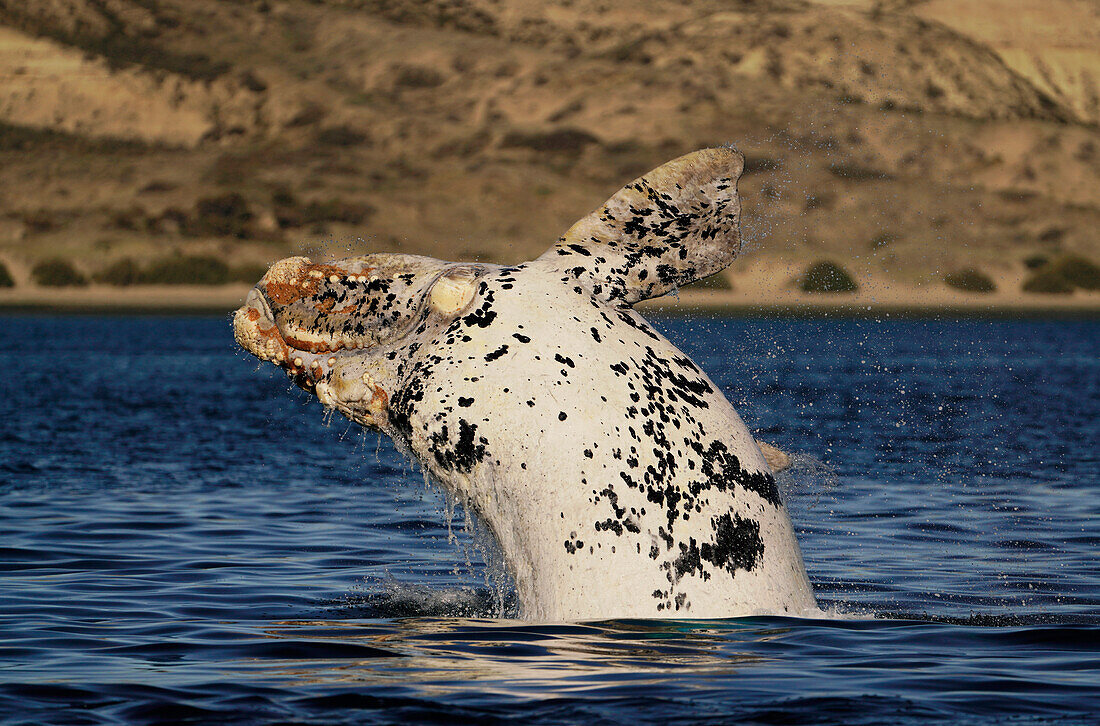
235,148,819,621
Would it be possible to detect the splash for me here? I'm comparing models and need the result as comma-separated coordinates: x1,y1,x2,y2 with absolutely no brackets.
338,573,518,619
776,452,840,514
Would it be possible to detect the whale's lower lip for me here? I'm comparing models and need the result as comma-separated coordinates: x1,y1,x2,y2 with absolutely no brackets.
234,287,367,394
233,287,290,365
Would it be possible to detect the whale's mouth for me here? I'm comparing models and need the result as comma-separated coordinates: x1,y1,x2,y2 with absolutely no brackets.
233,253,458,396
232,257,381,386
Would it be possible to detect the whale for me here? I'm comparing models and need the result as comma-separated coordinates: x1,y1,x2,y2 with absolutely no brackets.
234,147,818,620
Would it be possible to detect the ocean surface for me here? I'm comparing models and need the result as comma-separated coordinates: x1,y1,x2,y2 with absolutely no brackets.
1,313,1097,725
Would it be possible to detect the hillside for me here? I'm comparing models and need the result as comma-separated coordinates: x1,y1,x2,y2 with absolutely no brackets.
0,0,1097,305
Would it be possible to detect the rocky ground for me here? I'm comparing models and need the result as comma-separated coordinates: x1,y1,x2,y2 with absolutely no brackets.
0,0,1097,310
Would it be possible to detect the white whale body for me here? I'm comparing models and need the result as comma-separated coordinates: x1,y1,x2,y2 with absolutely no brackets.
234,148,818,620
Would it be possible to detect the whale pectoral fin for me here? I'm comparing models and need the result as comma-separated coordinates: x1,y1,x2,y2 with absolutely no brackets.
533,147,744,306
756,440,792,474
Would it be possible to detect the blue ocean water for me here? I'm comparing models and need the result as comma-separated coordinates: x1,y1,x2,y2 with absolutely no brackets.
0,314,1097,725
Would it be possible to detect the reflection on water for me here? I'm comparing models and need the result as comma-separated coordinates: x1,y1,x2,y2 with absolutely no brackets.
255,618,767,694
0,315,1098,724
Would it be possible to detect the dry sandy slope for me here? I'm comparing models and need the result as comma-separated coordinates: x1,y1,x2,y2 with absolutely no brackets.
0,0,1097,311
914,0,1100,126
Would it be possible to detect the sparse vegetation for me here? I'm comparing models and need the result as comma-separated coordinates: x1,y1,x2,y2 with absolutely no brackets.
188,194,253,239
800,261,858,293
302,199,373,225
315,126,369,147
1038,227,1065,243
944,269,996,293
108,207,148,232
871,233,896,249
392,64,446,89
20,210,62,234
94,258,142,286
684,272,733,291
1022,268,1074,294
1049,254,1100,291
230,264,270,284
92,257,270,286
287,103,327,128
1,6,230,82
269,188,373,228
827,162,894,181
1023,254,1049,270
0,261,14,287
1020,254,1100,294
501,128,599,154
804,192,834,211
742,156,782,174
0,120,149,155
32,258,87,287
141,256,231,285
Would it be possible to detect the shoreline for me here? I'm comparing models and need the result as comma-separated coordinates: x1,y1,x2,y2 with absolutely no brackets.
1,283,1097,318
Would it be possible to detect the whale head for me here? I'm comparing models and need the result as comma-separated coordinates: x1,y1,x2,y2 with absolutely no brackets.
233,253,493,429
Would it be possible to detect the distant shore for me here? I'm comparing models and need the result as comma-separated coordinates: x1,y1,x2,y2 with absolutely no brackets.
1,281,1097,317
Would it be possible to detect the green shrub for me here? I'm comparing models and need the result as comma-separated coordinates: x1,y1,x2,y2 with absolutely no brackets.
188,194,253,238
1022,268,1074,294
230,263,270,284
500,128,599,154
1038,227,1065,243
287,102,327,128
0,260,14,287
742,156,782,175
944,269,996,293
302,199,374,225
315,125,369,147
108,207,148,232
271,187,302,229
94,258,142,286
684,272,733,290
870,232,896,249
803,192,833,210
270,188,373,228
827,162,893,181
141,256,230,285
21,210,60,233
1050,254,1100,291
32,258,87,287
799,261,858,293
393,64,446,89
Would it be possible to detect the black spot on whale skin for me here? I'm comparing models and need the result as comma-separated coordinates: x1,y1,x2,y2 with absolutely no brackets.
389,376,426,441
428,419,489,474
463,308,497,328
688,440,782,508
616,311,661,340
594,518,623,535
670,513,763,582
554,353,575,368
703,512,764,574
